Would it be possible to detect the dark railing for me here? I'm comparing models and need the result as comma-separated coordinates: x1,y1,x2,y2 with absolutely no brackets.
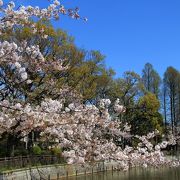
0,155,65,171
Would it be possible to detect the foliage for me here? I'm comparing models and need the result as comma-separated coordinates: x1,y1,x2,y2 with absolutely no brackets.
32,145,42,155
131,93,163,135
51,147,62,156
163,66,180,134
142,63,161,98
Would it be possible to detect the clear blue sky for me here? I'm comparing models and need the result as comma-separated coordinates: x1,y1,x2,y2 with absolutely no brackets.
22,0,180,77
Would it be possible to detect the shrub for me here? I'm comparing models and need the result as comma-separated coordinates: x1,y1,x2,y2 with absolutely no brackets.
51,147,62,156
14,149,29,156
32,145,42,155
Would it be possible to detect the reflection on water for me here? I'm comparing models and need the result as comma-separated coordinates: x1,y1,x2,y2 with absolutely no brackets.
67,167,180,180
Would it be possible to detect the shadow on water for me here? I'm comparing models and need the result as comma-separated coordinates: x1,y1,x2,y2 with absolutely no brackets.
66,167,180,180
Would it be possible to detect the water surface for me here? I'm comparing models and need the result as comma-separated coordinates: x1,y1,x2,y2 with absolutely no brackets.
67,167,180,180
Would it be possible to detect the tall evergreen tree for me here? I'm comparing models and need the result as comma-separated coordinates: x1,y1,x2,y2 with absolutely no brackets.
163,67,179,134
142,63,161,98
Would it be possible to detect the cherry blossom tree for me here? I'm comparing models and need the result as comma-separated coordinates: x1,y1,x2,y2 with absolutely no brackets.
0,0,179,171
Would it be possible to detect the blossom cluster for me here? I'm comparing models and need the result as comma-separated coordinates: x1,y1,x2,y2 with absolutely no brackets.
0,98,179,170
0,1,82,87
0,98,127,161
0,0,87,34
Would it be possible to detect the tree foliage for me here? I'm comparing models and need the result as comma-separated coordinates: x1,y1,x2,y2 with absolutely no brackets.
132,93,163,135
142,63,161,98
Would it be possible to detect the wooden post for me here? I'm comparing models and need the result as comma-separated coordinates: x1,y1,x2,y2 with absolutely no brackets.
4,157,6,168
48,174,50,180
57,173,59,180
112,166,113,175
20,156,23,168
92,167,94,179
76,170,78,176
66,171,68,179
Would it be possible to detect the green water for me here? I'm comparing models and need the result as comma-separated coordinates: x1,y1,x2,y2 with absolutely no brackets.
67,167,180,180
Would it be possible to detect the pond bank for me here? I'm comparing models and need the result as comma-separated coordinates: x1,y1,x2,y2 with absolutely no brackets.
0,161,118,180
1,161,179,180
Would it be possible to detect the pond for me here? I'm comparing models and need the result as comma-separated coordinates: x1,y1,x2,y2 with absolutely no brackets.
67,167,180,180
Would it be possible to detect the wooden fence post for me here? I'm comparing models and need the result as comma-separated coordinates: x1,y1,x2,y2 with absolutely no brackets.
57,172,60,180
20,156,23,168
84,169,86,176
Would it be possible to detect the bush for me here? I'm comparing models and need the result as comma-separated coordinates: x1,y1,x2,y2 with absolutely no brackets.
41,150,51,155
51,147,62,156
14,149,29,156
32,145,42,155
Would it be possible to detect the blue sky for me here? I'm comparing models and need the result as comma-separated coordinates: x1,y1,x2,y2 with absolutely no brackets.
19,0,180,77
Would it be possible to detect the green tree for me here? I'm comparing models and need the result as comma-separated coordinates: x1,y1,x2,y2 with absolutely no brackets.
0,20,81,104
142,63,161,98
108,71,144,122
110,71,143,105
163,67,179,134
66,50,106,102
0,21,114,106
132,93,163,135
